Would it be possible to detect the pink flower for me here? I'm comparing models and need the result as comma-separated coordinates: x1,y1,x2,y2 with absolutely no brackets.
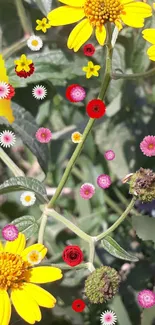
2,224,19,241
137,289,155,308
140,135,155,157
32,85,47,100
0,81,10,99
97,174,112,189
35,127,52,143
104,150,115,161
80,183,95,200
100,310,117,325
0,130,16,148
66,84,86,102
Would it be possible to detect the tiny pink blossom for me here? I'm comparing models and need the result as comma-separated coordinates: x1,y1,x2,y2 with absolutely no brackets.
97,174,112,189
35,127,52,143
137,289,155,308
140,135,155,157
104,150,115,161
0,130,16,148
100,310,117,325
80,183,95,200
2,224,19,241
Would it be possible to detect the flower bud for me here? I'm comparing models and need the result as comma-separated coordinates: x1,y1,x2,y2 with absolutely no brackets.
129,167,155,202
84,266,120,304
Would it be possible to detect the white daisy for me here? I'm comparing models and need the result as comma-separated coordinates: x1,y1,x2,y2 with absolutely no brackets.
0,130,16,147
20,191,36,206
0,81,10,99
100,310,117,325
27,35,43,51
32,85,47,100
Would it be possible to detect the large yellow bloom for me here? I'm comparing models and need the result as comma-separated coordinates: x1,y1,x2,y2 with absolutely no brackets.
0,55,14,124
142,29,155,61
47,0,152,52
0,233,62,325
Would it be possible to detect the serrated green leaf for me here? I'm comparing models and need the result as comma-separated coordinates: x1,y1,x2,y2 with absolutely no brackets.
101,236,139,262
11,102,49,173
0,176,48,203
132,215,155,243
12,215,38,239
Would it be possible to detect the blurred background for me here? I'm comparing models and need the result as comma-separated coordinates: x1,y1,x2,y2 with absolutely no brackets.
0,0,155,324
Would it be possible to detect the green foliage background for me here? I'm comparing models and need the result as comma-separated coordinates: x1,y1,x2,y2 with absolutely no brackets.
1,0,155,324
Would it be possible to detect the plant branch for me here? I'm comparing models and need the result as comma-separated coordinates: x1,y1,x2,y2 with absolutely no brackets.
112,67,155,80
15,0,33,35
0,148,24,177
95,197,137,241
38,213,48,244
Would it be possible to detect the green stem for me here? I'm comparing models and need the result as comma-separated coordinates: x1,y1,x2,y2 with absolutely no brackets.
40,262,89,270
112,67,155,80
0,148,24,177
2,37,28,60
95,197,136,241
48,31,113,209
38,213,48,244
15,0,32,35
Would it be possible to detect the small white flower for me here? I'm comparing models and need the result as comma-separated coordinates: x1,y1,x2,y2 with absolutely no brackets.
0,81,10,99
20,191,36,206
100,310,117,325
27,35,43,51
0,130,16,147
27,250,42,265
32,85,47,100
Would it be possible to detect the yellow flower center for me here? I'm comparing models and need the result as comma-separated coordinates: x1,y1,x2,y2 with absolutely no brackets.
149,144,154,149
25,195,31,202
31,40,39,46
84,0,124,27
0,252,31,290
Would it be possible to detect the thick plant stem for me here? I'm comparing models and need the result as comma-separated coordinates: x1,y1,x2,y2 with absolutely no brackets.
0,148,24,177
112,67,155,80
47,30,113,209
15,0,32,35
95,197,137,241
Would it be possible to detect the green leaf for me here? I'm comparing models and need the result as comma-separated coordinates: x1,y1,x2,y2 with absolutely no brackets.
0,176,48,203
109,295,132,325
101,236,139,262
132,215,155,243
141,306,155,325
11,102,49,173
12,215,38,239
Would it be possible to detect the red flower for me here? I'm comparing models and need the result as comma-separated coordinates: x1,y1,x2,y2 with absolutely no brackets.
83,44,95,56
62,245,83,267
15,63,35,78
6,84,15,99
72,299,86,312
66,84,86,102
86,99,106,118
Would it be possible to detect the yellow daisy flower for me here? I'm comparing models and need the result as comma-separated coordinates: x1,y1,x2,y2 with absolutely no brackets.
14,54,32,73
0,232,62,325
47,0,152,52
82,61,101,79
71,131,83,143
0,54,14,124
36,17,51,33
142,29,155,61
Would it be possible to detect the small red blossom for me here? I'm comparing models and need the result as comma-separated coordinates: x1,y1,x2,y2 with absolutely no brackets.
72,299,86,312
62,245,83,267
86,99,106,118
6,84,15,99
66,84,86,102
15,63,35,78
83,44,95,56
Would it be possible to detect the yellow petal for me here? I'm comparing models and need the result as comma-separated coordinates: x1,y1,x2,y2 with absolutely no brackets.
42,18,47,23
59,0,85,7
29,266,62,284
0,100,14,124
21,54,27,62
21,243,47,261
95,25,106,46
142,29,155,45
36,19,41,24
147,44,155,61
92,71,99,77
86,71,93,79
121,0,134,4
115,19,123,31
121,13,145,27
47,6,85,26
4,233,26,254
0,290,11,325
67,18,93,52
0,241,3,252
82,66,88,72
0,54,9,83
36,25,41,31
94,65,101,71
11,288,41,324
88,61,94,68
23,283,56,308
